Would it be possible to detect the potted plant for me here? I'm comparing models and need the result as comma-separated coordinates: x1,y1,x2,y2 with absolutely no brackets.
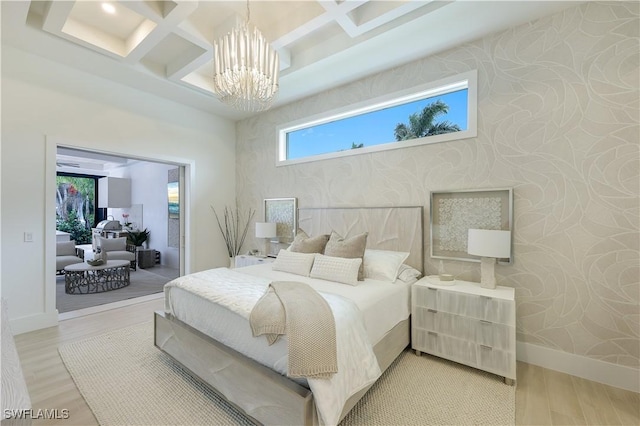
127,228,150,248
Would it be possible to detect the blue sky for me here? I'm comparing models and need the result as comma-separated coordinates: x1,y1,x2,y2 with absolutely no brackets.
287,89,468,159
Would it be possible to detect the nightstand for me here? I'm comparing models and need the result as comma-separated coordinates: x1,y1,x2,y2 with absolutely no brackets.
235,255,275,268
411,276,516,385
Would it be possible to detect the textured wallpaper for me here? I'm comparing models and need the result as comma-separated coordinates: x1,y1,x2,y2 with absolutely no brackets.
237,2,639,368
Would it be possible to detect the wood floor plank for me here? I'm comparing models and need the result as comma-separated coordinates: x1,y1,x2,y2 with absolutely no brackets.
605,384,640,425
549,410,586,425
515,361,552,425
571,376,622,425
543,368,587,424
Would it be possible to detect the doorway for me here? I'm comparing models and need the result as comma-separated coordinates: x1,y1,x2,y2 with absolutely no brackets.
55,146,185,317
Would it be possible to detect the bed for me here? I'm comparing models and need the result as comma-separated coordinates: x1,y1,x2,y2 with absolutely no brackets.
154,206,424,425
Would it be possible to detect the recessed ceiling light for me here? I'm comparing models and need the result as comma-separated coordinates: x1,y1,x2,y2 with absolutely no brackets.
101,3,116,14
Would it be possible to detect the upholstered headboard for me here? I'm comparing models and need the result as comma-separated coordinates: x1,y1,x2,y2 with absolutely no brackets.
297,206,424,273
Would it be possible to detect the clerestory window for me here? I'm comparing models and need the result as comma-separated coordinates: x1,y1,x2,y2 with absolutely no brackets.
277,70,477,166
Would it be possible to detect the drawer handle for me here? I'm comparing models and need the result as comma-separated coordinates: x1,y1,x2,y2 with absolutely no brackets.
428,309,438,313
480,320,492,325
480,345,492,350
428,331,438,336
480,296,493,300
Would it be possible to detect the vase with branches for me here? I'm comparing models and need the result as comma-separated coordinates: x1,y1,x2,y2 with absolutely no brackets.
211,205,255,267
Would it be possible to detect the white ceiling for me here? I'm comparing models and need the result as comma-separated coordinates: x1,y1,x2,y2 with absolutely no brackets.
2,1,580,122
56,147,139,174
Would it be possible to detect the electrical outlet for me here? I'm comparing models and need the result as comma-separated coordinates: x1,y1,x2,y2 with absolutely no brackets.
24,232,33,242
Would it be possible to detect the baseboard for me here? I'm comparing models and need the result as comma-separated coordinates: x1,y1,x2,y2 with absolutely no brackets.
58,292,164,321
10,311,59,335
517,341,640,393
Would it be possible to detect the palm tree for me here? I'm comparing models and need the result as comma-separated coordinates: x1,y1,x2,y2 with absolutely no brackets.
394,100,461,141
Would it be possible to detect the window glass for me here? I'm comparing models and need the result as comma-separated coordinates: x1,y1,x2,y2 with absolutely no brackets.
277,71,477,165
56,174,97,244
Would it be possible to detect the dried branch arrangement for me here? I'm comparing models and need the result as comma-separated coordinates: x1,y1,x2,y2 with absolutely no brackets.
211,205,256,257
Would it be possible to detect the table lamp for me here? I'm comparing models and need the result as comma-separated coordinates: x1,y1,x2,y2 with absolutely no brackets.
255,222,277,256
467,229,511,289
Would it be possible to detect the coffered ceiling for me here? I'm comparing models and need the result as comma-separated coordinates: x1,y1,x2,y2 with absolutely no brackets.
2,1,579,120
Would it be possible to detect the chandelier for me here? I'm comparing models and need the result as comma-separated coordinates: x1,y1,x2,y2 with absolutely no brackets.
212,0,280,112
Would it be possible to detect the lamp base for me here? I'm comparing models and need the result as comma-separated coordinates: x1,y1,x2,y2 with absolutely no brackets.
479,257,497,289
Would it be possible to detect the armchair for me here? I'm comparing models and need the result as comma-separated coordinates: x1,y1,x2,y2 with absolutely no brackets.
56,241,83,274
97,237,137,271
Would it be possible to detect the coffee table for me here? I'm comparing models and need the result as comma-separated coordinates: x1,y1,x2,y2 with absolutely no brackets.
64,260,130,294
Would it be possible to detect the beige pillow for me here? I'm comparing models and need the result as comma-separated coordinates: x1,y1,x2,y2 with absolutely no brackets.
324,231,368,281
57,241,77,256
99,237,126,252
310,254,362,286
288,229,329,254
272,249,316,277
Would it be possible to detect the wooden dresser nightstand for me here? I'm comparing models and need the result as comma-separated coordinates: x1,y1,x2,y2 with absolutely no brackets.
411,276,516,384
235,255,275,268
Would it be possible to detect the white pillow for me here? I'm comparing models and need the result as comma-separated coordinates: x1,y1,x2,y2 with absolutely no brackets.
272,249,316,277
397,264,423,284
363,249,410,282
310,254,362,286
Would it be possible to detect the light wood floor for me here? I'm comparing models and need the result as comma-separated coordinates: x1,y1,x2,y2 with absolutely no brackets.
12,299,640,425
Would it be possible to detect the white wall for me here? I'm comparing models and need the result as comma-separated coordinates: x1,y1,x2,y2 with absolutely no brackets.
109,162,180,269
1,46,236,334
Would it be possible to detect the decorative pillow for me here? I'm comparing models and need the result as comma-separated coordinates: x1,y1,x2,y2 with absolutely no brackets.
363,249,410,282
98,237,126,252
57,241,77,256
397,264,423,284
272,249,316,277
310,254,362,286
324,231,368,281
288,229,329,254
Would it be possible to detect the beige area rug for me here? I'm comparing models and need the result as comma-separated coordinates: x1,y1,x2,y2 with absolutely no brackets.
59,322,515,426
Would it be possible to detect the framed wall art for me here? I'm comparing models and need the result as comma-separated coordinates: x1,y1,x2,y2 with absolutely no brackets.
430,188,513,263
167,168,179,248
264,197,297,244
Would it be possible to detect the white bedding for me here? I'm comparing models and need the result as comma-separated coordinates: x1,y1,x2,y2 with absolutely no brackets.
164,264,411,425
240,263,412,345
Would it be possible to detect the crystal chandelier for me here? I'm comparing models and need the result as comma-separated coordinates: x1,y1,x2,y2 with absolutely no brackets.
212,0,279,112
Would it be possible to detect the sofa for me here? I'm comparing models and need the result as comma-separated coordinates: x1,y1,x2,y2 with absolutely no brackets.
97,237,137,271
56,241,83,274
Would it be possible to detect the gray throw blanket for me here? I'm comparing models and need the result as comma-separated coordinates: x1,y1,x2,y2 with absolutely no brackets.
249,281,338,379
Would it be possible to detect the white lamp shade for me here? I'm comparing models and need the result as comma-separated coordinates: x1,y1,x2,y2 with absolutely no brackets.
255,222,277,239
467,229,511,259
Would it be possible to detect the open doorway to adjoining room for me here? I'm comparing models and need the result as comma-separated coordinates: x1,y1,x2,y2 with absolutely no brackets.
55,147,184,317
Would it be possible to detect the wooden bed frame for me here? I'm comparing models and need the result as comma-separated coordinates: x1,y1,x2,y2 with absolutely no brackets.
154,206,423,425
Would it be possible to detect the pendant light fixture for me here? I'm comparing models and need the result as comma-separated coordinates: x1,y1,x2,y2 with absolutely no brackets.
212,0,280,112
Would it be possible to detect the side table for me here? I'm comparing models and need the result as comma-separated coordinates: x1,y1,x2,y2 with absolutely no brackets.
411,276,516,384
235,255,275,268
137,248,157,269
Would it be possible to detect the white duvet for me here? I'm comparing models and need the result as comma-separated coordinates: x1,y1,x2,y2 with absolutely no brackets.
164,268,381,426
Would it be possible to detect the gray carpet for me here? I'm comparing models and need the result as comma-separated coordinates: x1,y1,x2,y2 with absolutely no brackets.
56,267,178,313
59,322,515,425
